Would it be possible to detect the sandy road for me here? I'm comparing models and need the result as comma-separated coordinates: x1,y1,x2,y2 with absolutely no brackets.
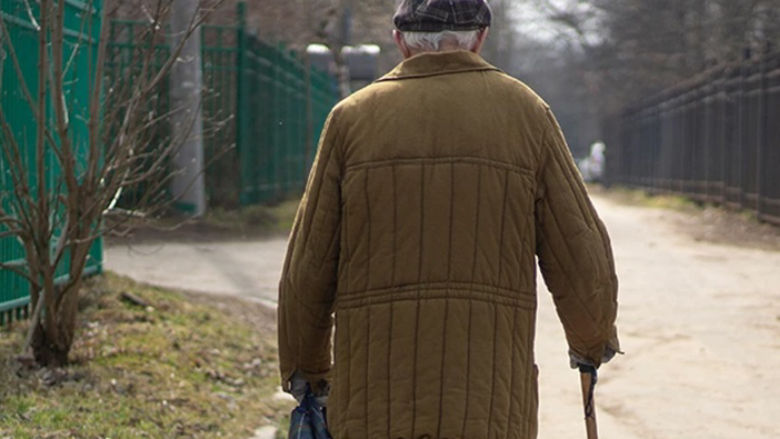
536,196,780,439
106,194,780,438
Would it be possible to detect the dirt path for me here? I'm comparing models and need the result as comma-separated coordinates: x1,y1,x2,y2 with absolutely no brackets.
105,195,780,438
105,238,288,307
536,196,780,438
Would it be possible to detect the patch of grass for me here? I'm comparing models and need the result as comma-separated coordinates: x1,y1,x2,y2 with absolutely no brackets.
205,200,300,236
597,186,700,212
105,199,301,245
0,273,293,438
594,185,780,251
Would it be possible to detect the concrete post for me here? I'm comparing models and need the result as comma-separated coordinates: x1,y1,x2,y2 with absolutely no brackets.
169,0,206,216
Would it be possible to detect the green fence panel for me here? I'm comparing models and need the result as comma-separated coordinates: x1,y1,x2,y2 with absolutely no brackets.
1,0,104,325
104,2,339,208
230,1,338,206
202,23,239,206
104,19,172,208
102,4,339,210
1,0,38,323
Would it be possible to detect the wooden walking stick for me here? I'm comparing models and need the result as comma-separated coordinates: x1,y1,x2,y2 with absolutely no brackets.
579,365,599,439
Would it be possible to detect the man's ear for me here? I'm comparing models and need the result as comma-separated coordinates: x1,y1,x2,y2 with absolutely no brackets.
393,30,413,59
472,27,489,53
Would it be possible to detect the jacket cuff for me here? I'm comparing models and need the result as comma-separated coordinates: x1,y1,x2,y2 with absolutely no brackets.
569,346,611,369
569,337,622,369
284,369,331,397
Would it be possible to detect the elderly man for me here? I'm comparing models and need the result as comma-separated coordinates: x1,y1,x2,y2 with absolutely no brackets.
278,1,620,438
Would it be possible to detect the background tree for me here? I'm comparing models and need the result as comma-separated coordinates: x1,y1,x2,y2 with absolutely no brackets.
533,0,779,102
103,1,780,163
494,0,779,156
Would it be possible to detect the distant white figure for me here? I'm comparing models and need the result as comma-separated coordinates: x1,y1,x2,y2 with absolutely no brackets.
579,141,606,182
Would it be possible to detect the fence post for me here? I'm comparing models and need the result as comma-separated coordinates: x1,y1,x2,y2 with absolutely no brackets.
304,52,314,187
737,49,749,210
756,50,768,221
720,72,729,205
273,44,284,201
235,1,249,205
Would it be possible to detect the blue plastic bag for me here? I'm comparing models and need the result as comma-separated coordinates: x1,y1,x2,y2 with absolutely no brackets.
288,391,332,439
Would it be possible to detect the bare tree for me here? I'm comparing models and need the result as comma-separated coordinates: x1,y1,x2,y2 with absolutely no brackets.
480,0,519,69
532,0,779,103
0,0,224,366
498,0,779,153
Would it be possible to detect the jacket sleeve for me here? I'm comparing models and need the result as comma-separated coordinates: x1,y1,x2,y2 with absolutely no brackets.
534,108,620,367
278,109,343,393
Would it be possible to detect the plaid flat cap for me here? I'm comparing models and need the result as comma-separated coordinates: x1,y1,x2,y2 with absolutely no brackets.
394,0,492,32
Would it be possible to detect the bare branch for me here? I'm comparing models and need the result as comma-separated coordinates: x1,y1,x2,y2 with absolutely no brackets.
34,0,53,281
62,0,98,78
22,0,41,31
3,0,229,365
50,0,79,197
0,259,35,284
86,0,111,192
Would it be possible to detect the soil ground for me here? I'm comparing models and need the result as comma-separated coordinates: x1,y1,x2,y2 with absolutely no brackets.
105,192,780,438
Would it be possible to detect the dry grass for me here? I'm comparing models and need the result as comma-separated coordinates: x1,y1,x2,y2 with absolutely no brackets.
0,273,293,438
204,200,300,237
588,185,700,212
593,185,780,252
106,200,300,245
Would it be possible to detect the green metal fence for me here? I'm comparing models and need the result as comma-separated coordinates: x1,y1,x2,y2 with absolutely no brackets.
107,1,339,208
0,0,104,325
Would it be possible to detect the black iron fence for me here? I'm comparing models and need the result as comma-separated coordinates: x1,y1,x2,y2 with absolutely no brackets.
604,50,780,225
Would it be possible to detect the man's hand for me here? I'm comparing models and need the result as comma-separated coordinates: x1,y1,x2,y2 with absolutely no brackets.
289,371,329,407
289,371,309,403
569,345,620,370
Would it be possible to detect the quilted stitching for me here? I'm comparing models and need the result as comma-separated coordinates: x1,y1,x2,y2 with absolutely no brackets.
279,51,619,439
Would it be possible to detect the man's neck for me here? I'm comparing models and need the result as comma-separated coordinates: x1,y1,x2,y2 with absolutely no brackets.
408,47,478,58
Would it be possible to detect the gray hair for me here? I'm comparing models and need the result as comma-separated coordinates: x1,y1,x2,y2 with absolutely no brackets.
401,30,481,52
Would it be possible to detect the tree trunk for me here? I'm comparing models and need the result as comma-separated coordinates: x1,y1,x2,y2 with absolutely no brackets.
31,282,80,367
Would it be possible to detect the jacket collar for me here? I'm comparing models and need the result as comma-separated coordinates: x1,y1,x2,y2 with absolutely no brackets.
376,50,501,82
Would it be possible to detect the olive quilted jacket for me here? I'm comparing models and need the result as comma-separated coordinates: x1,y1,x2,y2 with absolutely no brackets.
278,50,620,439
